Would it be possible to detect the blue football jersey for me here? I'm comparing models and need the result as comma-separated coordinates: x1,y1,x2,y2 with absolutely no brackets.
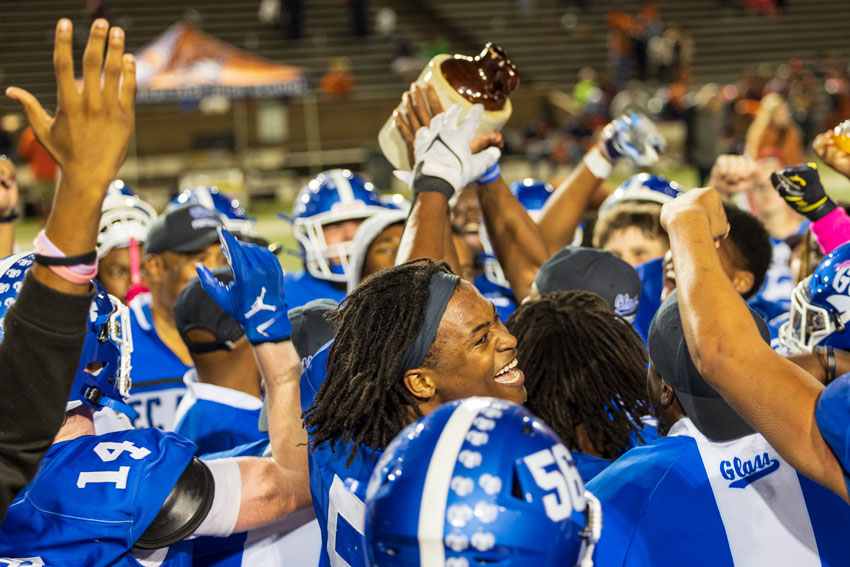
300,342,376,567
309,439,381,567
587,418,850,567
0,428,196,567
815,374,850,496
172,370,264,456
128,293,192,429
301,341,332,412
633,257,664,343
193,439,321,567
473,274,517,320
284,270,347,311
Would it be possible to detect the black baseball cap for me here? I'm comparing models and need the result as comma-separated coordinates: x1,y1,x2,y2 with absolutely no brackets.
258,298,338,432
534,246,642,321
648,289,768,441
145,205,223,255
174,267,244,354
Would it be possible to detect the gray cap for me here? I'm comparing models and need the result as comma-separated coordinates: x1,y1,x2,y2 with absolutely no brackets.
648,289,768,441
534,246,642,321
145,205,223,255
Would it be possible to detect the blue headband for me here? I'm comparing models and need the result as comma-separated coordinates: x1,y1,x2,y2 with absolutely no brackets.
398,271,460,375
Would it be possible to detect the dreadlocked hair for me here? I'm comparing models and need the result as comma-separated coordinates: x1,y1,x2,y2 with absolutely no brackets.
505,290,651,460
304,258,453,465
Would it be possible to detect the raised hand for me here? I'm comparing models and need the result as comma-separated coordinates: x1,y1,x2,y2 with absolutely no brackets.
600,113,665,167
394,83,503,170
196,228,292,344
412,104,501,195
709,154,760,198
770,163,836,222
813,130,850,180
5,19,136,190
660,187,729,242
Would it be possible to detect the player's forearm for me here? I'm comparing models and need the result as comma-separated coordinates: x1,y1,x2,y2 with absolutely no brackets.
254,342,308,474
477,175,549,300
33,176,107,295
669,211,847,497
668,211,765,379
396,192,449,265
234,457,312,532
537,161,603,252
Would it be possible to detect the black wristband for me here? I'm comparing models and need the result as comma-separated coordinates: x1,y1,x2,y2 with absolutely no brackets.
827,345,837,385
0,211,19,223
808,198,837,222
34,250,98,266
412,162,454,201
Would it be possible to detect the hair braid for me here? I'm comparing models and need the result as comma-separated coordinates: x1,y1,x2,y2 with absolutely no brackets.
506,290,650,460
304,258,453,465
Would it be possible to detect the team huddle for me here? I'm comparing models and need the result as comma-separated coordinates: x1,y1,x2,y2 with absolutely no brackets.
1,17,850,567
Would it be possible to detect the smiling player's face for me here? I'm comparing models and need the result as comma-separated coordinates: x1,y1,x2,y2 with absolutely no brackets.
423,282,527,405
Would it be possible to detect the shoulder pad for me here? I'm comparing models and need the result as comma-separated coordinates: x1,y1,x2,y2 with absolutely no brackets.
135,457,214,549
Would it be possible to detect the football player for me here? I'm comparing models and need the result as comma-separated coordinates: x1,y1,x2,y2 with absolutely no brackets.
659,185,850,504
0,16,137,520
365,397,602,567
285,169,388,309
586,291,850,566
96,180,158,302
294,105,529,567
0,249,311,566
129,204,227,429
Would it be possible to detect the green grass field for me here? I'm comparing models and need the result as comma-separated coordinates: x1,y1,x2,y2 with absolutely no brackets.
14,157,850,273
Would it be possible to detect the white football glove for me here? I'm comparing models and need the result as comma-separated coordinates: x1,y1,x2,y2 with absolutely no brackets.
396,104,501,197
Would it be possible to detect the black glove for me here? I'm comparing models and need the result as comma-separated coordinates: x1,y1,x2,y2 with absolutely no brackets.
770,163,837,222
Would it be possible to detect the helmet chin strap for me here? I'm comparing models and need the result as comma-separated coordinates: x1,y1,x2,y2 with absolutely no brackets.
99,396,139,420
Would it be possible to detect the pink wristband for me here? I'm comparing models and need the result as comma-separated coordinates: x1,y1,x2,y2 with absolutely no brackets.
811,208,850,255
34,230,99,285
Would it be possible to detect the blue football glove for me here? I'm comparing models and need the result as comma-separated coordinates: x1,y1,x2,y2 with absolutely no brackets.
601,113,665,167
196,227,292,344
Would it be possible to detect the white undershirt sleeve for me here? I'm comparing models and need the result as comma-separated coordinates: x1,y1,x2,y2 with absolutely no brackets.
192,458,242,537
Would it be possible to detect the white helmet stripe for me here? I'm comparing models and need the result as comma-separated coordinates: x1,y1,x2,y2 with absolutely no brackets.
194,187,217,211
418,397,491,567
330,170,356,203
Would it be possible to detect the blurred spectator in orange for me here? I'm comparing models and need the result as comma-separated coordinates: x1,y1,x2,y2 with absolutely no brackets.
17,126,57,216
319,57,355,99
744,93,804,166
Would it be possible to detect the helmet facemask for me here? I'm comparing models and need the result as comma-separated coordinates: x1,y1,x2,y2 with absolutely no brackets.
779,276,840,353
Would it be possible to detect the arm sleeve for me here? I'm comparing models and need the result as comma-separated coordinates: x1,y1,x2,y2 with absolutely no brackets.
0,272,94,522
810,207,850,255
192,458,242,537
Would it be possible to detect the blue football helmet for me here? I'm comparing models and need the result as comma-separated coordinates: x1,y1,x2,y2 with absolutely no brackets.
98,180,158,259
780,241,850,353
598,173,682,217
510,178,554,221
0,253,135,417
170,186,255,236
291,169,387,282
365,397,602,567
